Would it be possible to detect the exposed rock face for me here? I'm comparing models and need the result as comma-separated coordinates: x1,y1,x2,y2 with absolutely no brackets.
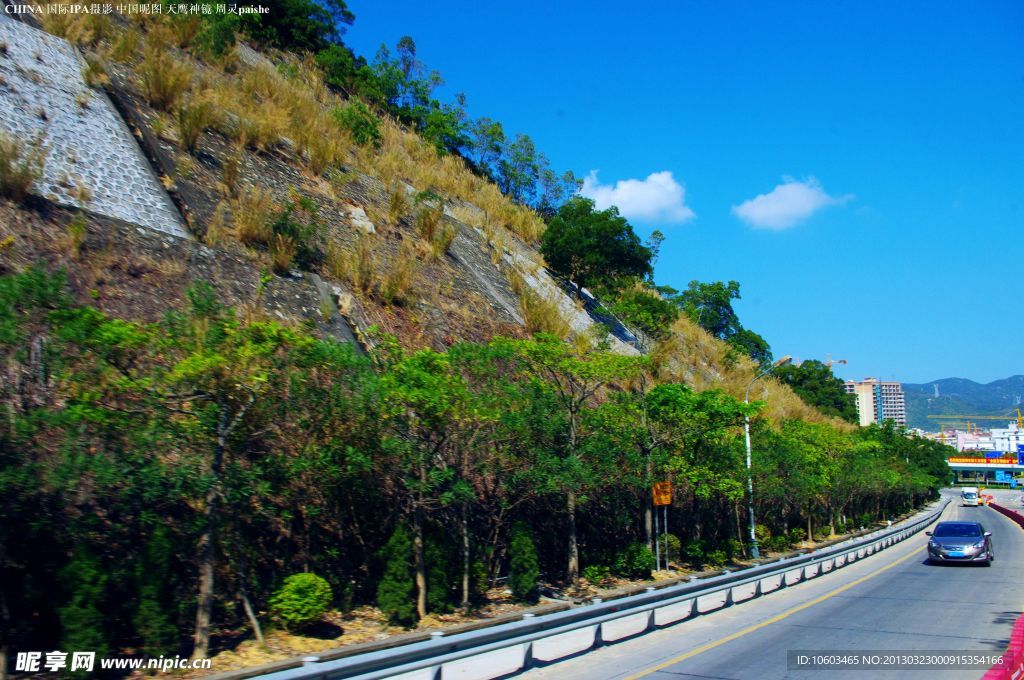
0,14,186,237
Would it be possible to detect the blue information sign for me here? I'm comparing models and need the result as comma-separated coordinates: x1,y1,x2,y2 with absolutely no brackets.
986,450,1003,458
1012,479,1019,488
996,471,1009,482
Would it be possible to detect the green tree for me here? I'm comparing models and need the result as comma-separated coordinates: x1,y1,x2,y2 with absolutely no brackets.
376,525,418,626
241,0,354,52
774,360,858,423
540,197,653,297
497,133,540,204
669,280,772,366
507,522,539,602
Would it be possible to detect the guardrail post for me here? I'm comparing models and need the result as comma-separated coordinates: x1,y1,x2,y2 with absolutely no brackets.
753,579,763,598
830,557,837,571
778,572,787,590
724,586,734,607
797,567,807,583
689,598,701,618
647,609,657,631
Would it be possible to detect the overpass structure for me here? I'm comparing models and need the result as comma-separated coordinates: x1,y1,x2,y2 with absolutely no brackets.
947,455,1024,485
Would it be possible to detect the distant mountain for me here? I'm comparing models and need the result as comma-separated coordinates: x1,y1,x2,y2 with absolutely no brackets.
903,376,1024,431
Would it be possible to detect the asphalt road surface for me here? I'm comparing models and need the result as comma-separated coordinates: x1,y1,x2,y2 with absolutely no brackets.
524,491,1024,680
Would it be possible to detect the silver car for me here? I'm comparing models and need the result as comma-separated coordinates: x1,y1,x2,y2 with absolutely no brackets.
926,521,993,566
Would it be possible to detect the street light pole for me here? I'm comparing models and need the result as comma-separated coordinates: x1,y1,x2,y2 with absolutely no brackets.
744,355,792,559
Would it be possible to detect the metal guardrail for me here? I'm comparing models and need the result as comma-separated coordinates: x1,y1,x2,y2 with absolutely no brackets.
258,500,949,680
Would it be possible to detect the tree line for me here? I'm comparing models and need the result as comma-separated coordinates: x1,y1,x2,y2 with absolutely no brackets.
0,268,951,661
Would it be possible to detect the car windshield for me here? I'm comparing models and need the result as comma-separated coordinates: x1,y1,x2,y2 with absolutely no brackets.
934,523,982,537
963,492,977,498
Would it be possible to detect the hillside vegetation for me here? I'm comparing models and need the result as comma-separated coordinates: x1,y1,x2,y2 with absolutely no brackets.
0,4,954,669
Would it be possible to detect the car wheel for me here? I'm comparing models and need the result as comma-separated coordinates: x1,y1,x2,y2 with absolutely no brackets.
982,557,993,567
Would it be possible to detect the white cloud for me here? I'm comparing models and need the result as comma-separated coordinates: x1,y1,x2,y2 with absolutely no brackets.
731,176,853,229
579,170,696,224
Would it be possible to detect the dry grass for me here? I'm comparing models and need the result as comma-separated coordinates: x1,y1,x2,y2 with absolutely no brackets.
82,54,109,88
40,13,111,47
221,146,242,196
378,240,420,306
650,316,851,428
387,183,409,225
111,27,141,63
508,270,570,339
0,133,45,203
204,200,230,245
431,224,457,260
176,98,216,153
518,288,570,339
232,187,274,247
139,45,193,111
270,233,297,273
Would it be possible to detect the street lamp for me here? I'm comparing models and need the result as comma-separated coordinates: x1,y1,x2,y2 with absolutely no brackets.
744,355,792,559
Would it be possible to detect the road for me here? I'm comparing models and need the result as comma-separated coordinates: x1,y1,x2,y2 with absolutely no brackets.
524,491,1024,680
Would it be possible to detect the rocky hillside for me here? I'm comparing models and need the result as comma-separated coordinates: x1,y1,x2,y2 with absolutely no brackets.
0,9,836,425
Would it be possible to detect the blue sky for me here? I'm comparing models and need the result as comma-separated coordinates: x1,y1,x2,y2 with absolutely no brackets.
343,1,1024,384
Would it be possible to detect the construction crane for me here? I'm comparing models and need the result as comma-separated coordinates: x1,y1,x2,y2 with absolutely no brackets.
927,413,1024,429
825,353,848,369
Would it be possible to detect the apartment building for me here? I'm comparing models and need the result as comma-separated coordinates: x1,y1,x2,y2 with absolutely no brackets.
844,378,907,427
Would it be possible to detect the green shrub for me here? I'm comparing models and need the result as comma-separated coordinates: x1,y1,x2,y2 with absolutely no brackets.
658,533,682,564
787,527,807,544
705,550,728,567
470,559,490,605
332,100,381,147
376,525,418,626
269,573,333,631
613,543,655,579
766,535,790,552
753,524,772,547
682,539,706,565
582,564,612,585
508,522,539,603
724,538,744,560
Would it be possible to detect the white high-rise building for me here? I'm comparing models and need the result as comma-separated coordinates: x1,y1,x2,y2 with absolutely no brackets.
844,378,907,427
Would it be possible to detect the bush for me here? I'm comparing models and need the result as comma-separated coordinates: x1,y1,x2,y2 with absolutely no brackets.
682,539,706,565
0,133,44,202
613,543,655,579
658,533,682,564
269,573,333,631
705,550,728,567
508,522,539,603
332,100,381,147
724,538,744,560
766,535,790,552
787,527,807,545
753,524,772,547
376,526,418,626
431,224,457,260
582,564,612,585
470,559,490,605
